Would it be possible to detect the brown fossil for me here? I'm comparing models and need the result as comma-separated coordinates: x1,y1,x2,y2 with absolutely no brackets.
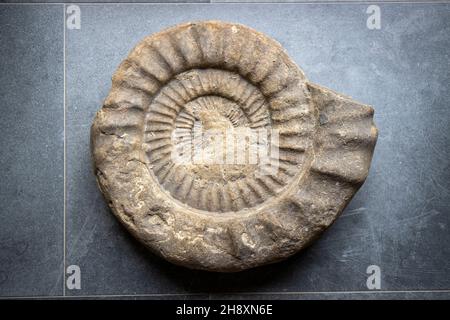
91,21,378,272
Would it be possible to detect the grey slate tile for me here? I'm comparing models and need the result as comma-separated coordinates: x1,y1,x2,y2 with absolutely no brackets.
0,5,64,297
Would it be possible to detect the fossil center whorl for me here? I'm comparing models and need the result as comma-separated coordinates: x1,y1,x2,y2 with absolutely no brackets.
175,95,256,182
144,68,309,213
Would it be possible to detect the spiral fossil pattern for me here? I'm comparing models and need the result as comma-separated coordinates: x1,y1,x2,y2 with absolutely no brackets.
91,21,378,272
113,24,315,213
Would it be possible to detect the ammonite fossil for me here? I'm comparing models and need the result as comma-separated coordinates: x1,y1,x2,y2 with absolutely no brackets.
91,21,378,272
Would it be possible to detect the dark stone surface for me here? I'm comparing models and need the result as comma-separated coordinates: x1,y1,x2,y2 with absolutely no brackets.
1,3,449,299
0,5,64,297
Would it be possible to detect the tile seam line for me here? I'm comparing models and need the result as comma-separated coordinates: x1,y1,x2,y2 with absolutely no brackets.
2,289,450,299
63,2,67,297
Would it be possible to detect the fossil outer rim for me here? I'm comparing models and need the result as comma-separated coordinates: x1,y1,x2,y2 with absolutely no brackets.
91,21,378,272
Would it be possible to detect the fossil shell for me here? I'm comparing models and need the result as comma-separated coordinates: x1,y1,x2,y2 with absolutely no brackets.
91,21,378,272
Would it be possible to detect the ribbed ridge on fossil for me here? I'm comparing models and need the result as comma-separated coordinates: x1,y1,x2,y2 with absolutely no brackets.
106,24,314,212
108,22,316,213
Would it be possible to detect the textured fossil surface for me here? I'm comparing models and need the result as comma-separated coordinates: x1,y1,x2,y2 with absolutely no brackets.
91,21,378,272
